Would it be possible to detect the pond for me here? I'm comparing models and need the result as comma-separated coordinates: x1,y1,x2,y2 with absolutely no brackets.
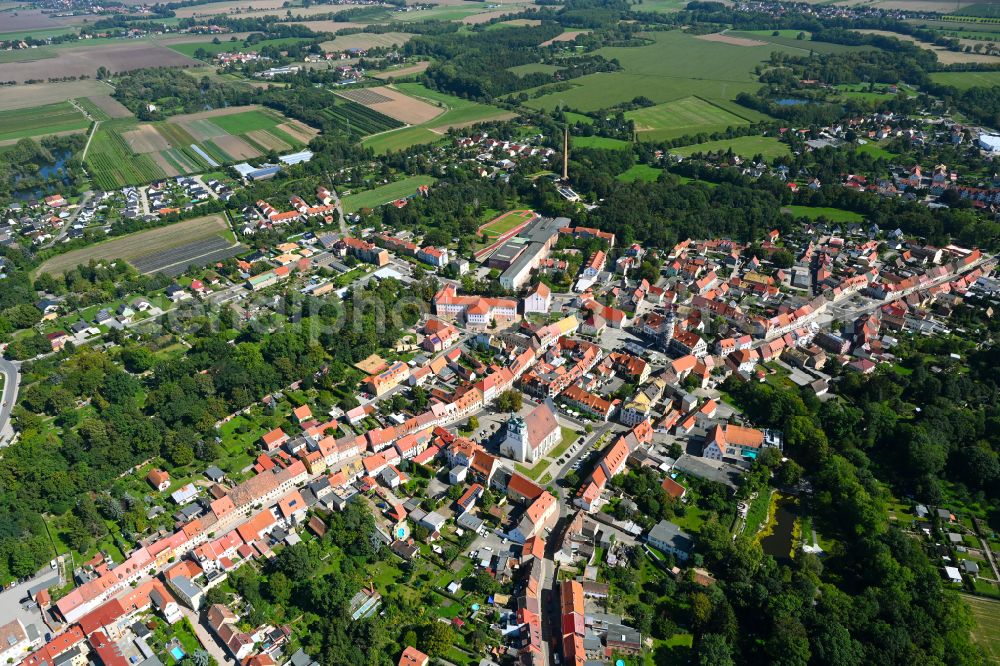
12,150,73,201
760,497,797,563
776,98,809,106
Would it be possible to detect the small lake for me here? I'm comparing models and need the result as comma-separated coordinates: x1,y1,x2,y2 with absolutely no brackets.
760,498,797,563
12,150,73,202
776,98,809,106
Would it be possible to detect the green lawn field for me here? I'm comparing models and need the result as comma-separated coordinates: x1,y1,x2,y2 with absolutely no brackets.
632,0,689,11
166,37,311,59
362,126,442,154
573,135,631,150
0,26,79,41
627,96,750,141
961,594,1000,663
616,164,663,182
930,70,1000,89
856,141,898,160
0,102,90,142
479,209,535,238
522,31,794,113
342,175,437,213
783,205,863,222
672,135,790,159
393,3,491,22
564,111,594,125
508,63,561,76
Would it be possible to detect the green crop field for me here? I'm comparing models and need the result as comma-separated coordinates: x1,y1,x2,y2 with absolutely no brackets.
208,109,284,134
86,121,166,189
342,175,437,213
782,205,864,222
930,70,1000,89
955,3,1000,17
0,46,56,63
573,135,631,150
962,594,1000,663
0,102,90,142
617,164,663,182
672,135,790,159
522,31,796,113
627,96,750,141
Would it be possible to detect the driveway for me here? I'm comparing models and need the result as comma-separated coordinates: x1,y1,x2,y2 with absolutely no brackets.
179,606,236,665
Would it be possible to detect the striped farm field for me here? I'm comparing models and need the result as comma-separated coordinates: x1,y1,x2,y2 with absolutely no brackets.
86,106,318,184
627,96,751,141
0,101,90,143
86,121,166,189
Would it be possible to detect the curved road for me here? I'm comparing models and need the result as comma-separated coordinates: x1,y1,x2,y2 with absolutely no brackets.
0,357,20,446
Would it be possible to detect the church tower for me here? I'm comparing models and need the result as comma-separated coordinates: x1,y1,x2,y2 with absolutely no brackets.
661,305,676,350
502,415,530,461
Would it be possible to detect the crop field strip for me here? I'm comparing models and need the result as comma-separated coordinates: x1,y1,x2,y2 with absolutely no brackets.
0,101,91,143
337,88,395,105
36,214,232,276
961,594,1000,663
132,236,244,276
318,100,404,135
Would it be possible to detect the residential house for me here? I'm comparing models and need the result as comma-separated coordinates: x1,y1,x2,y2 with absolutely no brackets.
646,520,694,561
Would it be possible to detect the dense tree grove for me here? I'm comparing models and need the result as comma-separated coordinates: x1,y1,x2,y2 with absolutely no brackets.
698,365,989,665
0,276,432,580
0,135,88,201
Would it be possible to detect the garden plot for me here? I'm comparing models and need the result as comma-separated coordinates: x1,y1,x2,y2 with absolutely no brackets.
123,125,171,153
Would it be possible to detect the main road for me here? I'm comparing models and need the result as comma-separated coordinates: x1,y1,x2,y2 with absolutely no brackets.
0,357,20,446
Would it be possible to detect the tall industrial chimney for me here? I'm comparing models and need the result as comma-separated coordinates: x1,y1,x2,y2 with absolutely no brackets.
562,125,569,181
